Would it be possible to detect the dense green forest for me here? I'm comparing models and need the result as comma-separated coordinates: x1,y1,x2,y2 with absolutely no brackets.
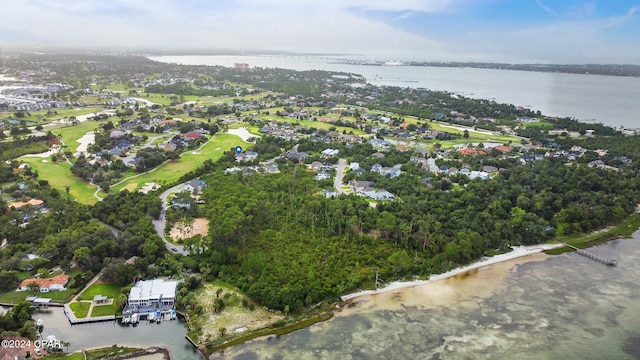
167,146,640,311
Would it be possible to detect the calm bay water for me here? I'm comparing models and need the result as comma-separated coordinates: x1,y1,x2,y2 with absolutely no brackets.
0,309,203,360
212,235,640,359
149,55,640,129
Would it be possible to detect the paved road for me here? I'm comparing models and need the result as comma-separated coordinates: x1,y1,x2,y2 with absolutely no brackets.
152,183,189,255
334,158,348,194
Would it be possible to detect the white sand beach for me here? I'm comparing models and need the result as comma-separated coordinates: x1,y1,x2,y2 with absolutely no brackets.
341,243,564,302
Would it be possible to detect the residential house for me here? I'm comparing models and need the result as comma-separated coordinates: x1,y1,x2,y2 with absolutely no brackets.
321,148,339,157
236,151,258,162
184,131,202,141
469,171,491,180
287,152,309,162
110,129,127,139
314,171,331,181
364,190,395,201
323,190,341,198
18,274,69,292
128,278,178,308
309,161,323,172
349,180,375,194
482,165,499,173
262,162,280,174
184,179,207,194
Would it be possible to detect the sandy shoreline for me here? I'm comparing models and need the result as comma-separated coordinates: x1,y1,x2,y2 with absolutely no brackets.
341,243,564,302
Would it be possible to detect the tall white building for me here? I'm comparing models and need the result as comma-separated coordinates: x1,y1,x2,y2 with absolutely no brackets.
128,279,178,307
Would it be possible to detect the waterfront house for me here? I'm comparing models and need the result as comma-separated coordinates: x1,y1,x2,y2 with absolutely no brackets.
128,278,178,308
18,274,69,292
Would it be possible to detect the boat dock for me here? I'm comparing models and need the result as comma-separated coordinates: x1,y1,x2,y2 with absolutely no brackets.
63,304,117,324
564,244,618,266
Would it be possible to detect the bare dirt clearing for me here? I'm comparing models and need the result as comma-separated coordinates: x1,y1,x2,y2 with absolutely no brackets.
169,218,209,241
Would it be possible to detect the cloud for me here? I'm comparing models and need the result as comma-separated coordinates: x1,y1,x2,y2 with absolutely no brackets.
0,0,638,63
601,5,640,28
535,0,557,16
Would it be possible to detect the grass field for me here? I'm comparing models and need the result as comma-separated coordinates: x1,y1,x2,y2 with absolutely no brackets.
0,107,104,124
69,301,90,318
51,120,107,146
257,114,365,135
19,158,98,205
0,289,74,304
110,132,246,192
90,303,120,317
77,284,121,301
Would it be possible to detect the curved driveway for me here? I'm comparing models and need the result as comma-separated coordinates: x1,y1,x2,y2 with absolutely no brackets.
152,183,189,255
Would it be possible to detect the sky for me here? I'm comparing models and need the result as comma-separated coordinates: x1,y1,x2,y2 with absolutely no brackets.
0,0,639,63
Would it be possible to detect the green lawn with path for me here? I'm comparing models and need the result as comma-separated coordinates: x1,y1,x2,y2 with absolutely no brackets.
69,301,90,318
77,283,121,301
110,132,247,192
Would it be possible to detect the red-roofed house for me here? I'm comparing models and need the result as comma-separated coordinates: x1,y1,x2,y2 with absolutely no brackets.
494,145,512,153
18,274,69,292
459,148,486,156
184,131,202,140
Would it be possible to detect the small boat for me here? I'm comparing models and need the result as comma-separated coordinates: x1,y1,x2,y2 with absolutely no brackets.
36,319,44,326
131,313,138,324
148,312,155,321
122,315,130,324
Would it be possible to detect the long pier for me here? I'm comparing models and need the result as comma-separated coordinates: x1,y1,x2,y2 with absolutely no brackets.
564,244,617,266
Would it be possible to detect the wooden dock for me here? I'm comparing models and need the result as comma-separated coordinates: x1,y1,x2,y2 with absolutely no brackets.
564,244,617,266
63,304,117,324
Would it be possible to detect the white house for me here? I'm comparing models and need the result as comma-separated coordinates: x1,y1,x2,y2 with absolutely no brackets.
128,279,178,308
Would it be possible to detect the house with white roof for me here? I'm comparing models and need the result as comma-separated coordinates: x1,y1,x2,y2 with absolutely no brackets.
128,279,178,308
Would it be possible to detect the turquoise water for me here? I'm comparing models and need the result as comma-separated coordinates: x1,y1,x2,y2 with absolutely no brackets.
212,235,640,359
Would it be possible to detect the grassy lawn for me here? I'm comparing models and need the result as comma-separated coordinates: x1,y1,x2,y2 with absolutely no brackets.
77,284,121,301
0,289,74,304
258,114,365,135
18,158,98,205
90,303,120,317
0,107,104,124
51,120,107,145
69,301,90,318
525,121,554,128
110,133,247,192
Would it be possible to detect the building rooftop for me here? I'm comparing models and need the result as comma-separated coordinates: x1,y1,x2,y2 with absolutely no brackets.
128,278,178,302
19,274,69,290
